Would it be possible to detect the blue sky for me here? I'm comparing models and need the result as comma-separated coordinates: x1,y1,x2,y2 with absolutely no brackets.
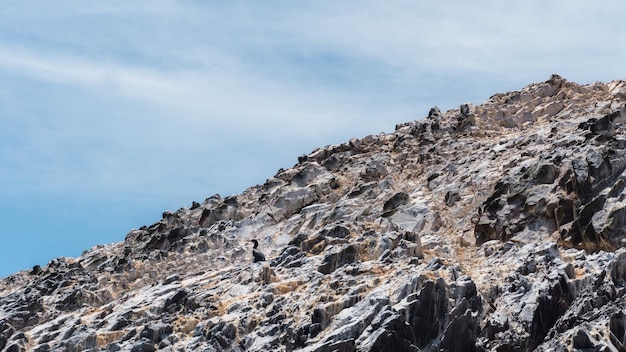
2,0,626,277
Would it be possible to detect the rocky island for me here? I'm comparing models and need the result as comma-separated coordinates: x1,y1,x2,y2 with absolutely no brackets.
2,75,626,351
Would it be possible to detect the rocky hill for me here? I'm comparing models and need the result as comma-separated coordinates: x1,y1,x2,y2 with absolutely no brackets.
3,75,626,351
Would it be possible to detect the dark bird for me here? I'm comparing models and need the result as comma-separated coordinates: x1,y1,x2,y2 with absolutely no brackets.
250,239,266,263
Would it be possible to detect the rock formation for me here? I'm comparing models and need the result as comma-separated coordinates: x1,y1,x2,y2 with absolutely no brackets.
3,75,626,351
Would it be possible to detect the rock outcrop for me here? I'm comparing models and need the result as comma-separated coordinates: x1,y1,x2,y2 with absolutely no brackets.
3,75,626,351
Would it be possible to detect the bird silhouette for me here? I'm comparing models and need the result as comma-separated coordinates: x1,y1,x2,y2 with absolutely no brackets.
250,239,266,263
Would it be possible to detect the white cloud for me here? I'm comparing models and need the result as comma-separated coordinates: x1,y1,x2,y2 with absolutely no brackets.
2,0,626,204
267,0,626,81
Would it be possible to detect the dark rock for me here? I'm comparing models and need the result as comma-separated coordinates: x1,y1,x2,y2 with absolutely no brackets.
122,328,137,342
291,162,327,187
600,203,626,244
322,155,341,171
532,162,560,184
223,195,238,206
358,307,418,352
460,103,471,116
198,199,239,228
324,225,350,239
312,307,329,328
326,339,356,352
554,198,575,228
428,106,441,118
140,323,173,343
57,289,84,311
110,316,131,331
425,258,444,271
214,332,230,348
288,233,308,248
318,245,358,274
5,343,26,352
572,327,594,349
440,308,479,352
427,172,440,182
0,321,15,350
107,342,121,352
309,323,322,338
130,338,156,352
64,330,97,352
527,278,574,349
30,265,41,275
546,73,565,88
270,245,304,268
167,225,189,243
301,233,328,254
444,188,461,206
398,278,448,347
222,323,237,340
578,111,619,140
164,289,189,312
383,192,410,214
163,274,180,285
609,311,626,348
611,249,626,286
33,343,50,352
449,276,482,314
362,163,388,182
455,104,475,130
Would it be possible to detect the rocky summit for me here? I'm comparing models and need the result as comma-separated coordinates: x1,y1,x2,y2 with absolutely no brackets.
4,75,626,352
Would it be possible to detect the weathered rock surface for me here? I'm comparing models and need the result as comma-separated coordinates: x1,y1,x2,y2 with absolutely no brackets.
3,75,626,351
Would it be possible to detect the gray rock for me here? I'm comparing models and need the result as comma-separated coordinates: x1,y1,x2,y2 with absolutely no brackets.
356,306,418,352
396,278,448,347
6,75,626,351
383,192,409,214
318,245,358,274
130,338,156,352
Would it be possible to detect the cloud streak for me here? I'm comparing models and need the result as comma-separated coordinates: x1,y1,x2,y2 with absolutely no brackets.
3,0,626,201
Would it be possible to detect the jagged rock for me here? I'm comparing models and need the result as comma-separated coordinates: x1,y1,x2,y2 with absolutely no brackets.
396,278,448,347
440,303,480,352
0,321,14,350
383,192,409,215
130,338,156,352
444,187,461,206
317,245,358,274
356,307,418,352
6,75,626,351
140,323,173,343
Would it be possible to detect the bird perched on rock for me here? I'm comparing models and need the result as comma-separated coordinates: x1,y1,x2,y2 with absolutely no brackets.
250,239,266,263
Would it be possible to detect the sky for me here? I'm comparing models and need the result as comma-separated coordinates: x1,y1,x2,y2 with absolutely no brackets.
2,0,626,278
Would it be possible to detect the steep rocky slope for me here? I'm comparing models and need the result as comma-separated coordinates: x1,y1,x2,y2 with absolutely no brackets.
3,75,626,351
